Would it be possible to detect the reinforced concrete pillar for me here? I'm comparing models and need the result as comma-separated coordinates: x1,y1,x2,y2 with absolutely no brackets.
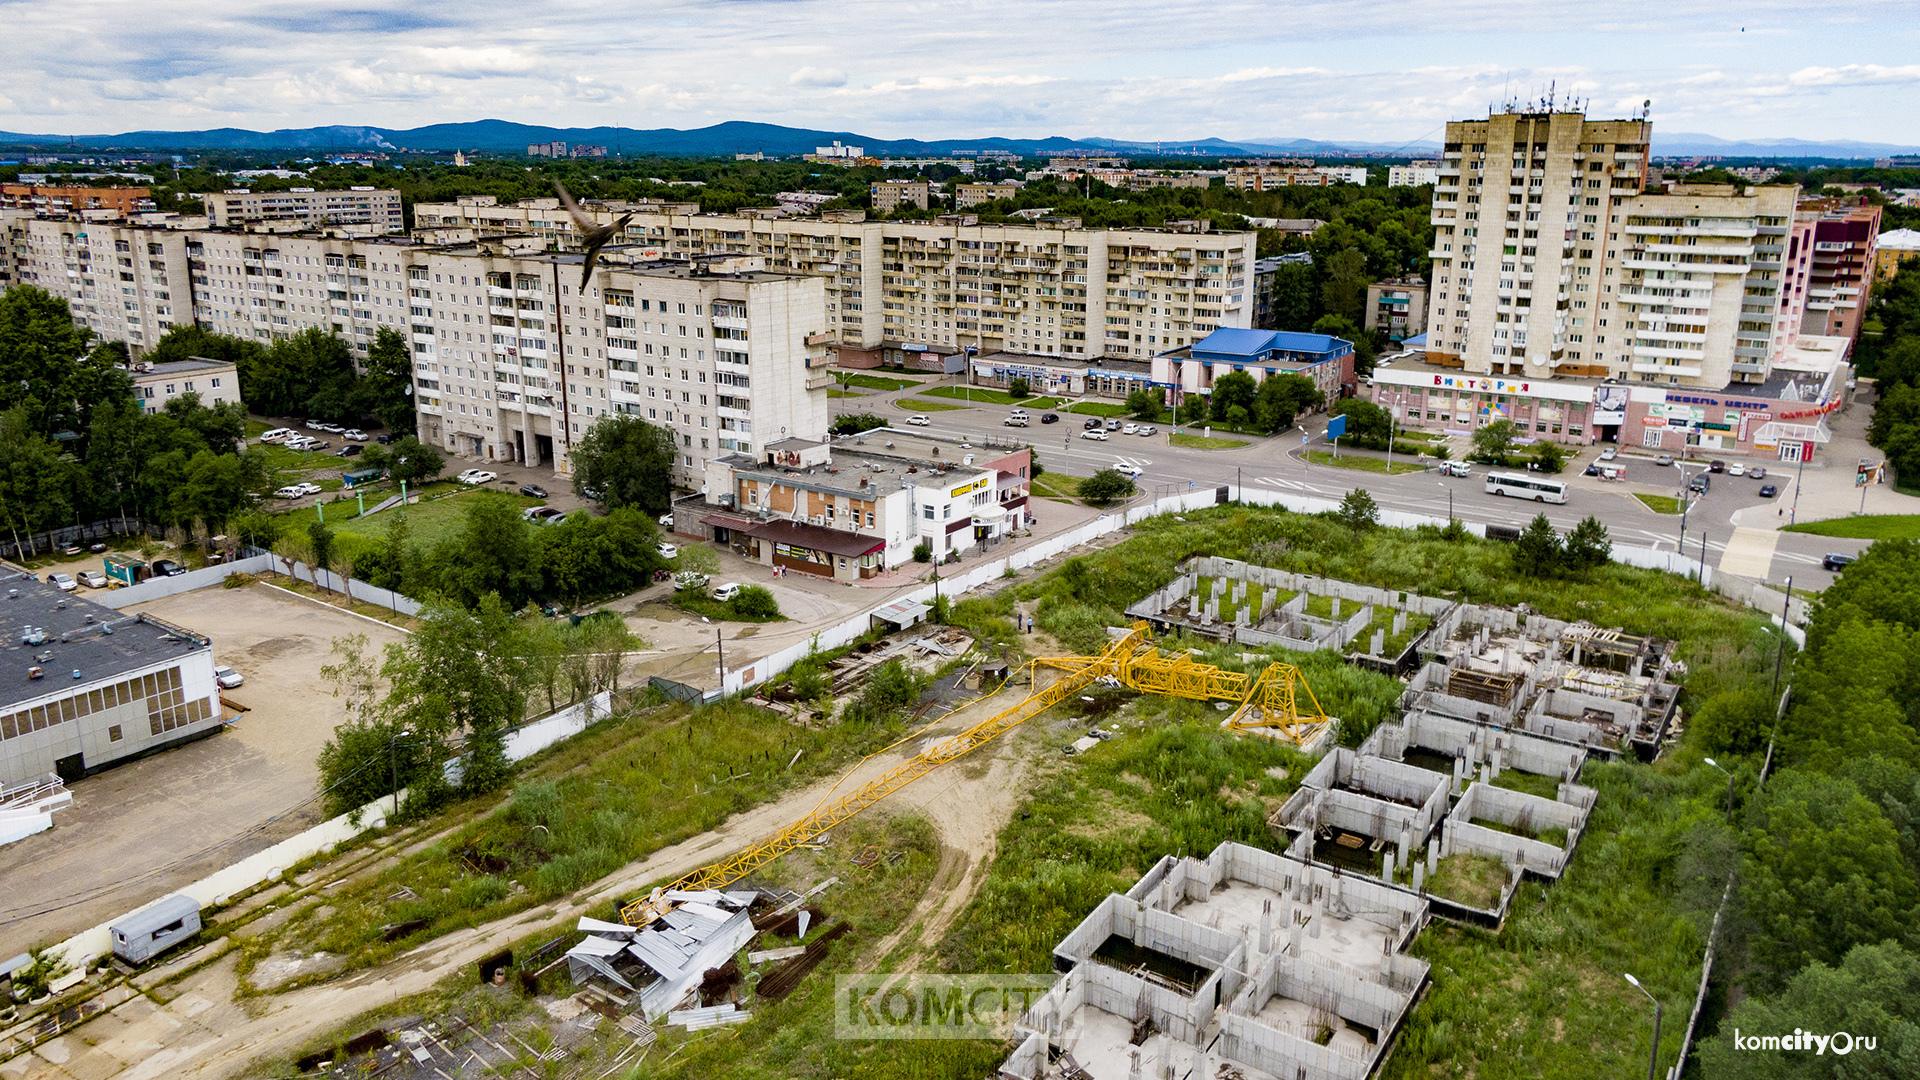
1129,1048,1141,1080
1260,898,1274,955
1426,838,1438,876
1412,861,1425,893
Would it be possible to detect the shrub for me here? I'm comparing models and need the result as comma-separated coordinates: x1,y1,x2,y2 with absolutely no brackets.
1335,488,1379,531
729,585,780,619
913,540,932,563
1080,468,1137,507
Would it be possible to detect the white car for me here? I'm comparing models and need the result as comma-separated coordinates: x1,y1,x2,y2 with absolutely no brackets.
1137,425,1157,437
1081,429,1109,441
77,570,108,589
47,573,77,592
657,542,679,559
259,427,292,443
1113,463,1144,479
710,582,741,602
906,414,930,426
659,513,674,529
673,570,710,591
1599,447,1618,461
457,469,498,485
214,666,245,689
297,482,323,496
1122,422,1138,435
342,429,368,442
522,506,565,524
1441,461,1472,477
1728,463,1747,477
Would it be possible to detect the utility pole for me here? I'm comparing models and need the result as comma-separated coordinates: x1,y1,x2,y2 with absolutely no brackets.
1788,444,1808,526
1770,574,1793,700
715,625,726,686
1697,530,1708,584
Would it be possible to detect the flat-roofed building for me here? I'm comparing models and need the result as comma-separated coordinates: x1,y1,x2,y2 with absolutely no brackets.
1154,327,1356,408
0,569,223,787
0,183,154,218
1797,196,1882,340
1366,278,1428,342
869,179,930,213
202,187,405,234
130,357,240,414
953,181,1022,208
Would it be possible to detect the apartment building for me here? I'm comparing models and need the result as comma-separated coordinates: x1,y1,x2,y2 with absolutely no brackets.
1365,278,1429,342
182,227,417,360
1388,162,1440,188
1251,252,1313,329
201,187,405,234
7,215,194,351
1877,228,1920,282
1796,197,1882,340
953,181,1023,208
0,183,154,218
411,199,1258,364
131,357,241,414
1224,164,1367,190
869,179,931,213
412,195,699,247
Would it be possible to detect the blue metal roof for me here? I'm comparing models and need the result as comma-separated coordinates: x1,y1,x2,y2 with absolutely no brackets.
1188,327,1351,362
1405,332,1429,348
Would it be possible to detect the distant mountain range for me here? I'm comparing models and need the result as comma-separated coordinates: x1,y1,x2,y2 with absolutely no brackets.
0,118,1913,161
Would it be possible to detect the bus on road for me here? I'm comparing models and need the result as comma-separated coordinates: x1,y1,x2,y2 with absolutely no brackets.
1485,471,1569,503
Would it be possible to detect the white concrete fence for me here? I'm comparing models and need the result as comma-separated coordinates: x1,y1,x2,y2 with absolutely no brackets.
92,553,420,616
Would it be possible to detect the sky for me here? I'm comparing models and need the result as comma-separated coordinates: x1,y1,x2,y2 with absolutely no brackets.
3,0,1918,146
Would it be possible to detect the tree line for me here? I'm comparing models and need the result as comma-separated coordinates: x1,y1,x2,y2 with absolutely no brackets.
1861,271,1920,487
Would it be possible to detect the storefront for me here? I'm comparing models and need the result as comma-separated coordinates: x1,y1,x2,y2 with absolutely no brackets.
1367,365,1599,446
740,520,885,581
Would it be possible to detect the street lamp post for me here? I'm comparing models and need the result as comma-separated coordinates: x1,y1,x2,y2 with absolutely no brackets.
1438,481,1454,524
387,727,413,819
1703,757,1735,818
1789,445,1809,526
1385,407,1398,472
1624,973,1664,1080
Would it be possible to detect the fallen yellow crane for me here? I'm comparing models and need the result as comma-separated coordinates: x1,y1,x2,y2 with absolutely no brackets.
620,622,1329,926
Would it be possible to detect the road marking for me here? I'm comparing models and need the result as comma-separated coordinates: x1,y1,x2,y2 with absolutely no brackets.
1113,455,1153,469
1257,476,1311,491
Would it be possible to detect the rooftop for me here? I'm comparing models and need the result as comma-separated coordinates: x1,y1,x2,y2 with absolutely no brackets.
130,356,235,379
728,439,996,502
0,569,212,713
1178,326,1354,363
973,349,1151,374
1880,227,1920,252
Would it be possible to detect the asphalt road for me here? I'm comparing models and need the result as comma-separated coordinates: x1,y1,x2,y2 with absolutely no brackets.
866,381,1865,591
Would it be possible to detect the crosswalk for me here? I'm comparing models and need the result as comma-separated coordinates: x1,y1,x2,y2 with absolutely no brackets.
1113,455,1152,471
1255,475,1313,492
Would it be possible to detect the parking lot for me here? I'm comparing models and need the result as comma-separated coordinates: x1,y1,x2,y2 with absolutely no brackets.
0,582,409,959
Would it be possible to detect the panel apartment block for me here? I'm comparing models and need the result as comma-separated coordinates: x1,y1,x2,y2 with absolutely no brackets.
202,187,405,234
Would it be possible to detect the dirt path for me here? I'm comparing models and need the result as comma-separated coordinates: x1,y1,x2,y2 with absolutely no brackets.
16,678,1057,1080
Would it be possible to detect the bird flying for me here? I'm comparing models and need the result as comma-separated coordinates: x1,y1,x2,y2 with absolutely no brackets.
554,181,634,290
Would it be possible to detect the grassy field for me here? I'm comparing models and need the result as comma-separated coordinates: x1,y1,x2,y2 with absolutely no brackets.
918,385,1027,405
1634,493,1684,514
236,698,918,986
1782,513,1920,540
1305,449,1426,475
304,486,540,549
1065,401,1133,418
1169,432,1249,450
899,397,972,412
836,372,922,391
1030,472,1085,500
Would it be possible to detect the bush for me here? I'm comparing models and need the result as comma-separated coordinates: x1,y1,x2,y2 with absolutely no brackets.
729,584,780,619
830,413,889,436
1528,441,1569,474
1080,468,1137,507
1335,488,1379,531
1513,513,1564,577
1007,376,1031,398
913,539,933,563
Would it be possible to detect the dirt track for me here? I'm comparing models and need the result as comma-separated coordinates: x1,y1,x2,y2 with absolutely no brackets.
12,677,1058,1079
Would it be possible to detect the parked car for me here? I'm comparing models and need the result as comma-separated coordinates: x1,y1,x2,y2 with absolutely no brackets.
1583,463,1601,476
710,582,741,602
1118,422,1136,435
1441,461,1472,477
1728,462,1746,477
524,507,565,525
296,482,322,496
906,414,930,426
274,485,305,498
77,570,108,589
1081,429,1109,441
375,432,399,444
1040,413,1060,424
519,483,550,499
457,469,498,485
657,542,679,559
47,572,77,592
673,570,710,591
335,445,362,458
1083,417,1101,430
1759,483,1780,498
259,427,292,443
1002,414,1030,427
152,559,187,577
1113,463,1143,478
1656,454,1676,467
1599,447,1618,461
305,419,326,429
214,666,245,689
1137,425,1157,436
1822,552,1856,571
1689,474,1711,494
659,513,674,528
1709,459,1727,473
582,486,604,501
1749,466,1768,480
1104,417,1121,431
343,429,367,442
304,439,331,451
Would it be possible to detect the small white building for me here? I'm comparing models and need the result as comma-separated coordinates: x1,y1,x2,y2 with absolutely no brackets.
130,357,241,415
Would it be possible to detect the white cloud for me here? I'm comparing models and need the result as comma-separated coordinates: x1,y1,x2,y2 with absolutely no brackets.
789,67,848,89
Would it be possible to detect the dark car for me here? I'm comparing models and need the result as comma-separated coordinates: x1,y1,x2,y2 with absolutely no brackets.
1688,474,1710,494
1709,460,1726,473
1040,412,1059,424
1759,483,1779,498
1583,463,1601,476
375,432,399,444
520,483,550,499
1823,553,1856,571
335,445,362,457
1084,417,1100,429
152,559,187,577
1749,466,1768,480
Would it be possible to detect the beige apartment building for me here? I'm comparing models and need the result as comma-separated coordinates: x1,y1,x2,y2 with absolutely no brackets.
201,187,405,233
411,199,1257,363
5,214,194,351
953,181,1023,208
869,179,931,213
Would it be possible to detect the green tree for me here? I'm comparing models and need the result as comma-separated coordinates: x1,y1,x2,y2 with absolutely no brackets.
0,286,103,437
1177,393,1210,425
307,519,337,591
1312,313,1378,377
246,327,358,420
1264,260,1318,330
385,436,444,485
1563,515,1612,572
1527,441,1569,475
1512,513,1564,577
1007,376,1031,398
438,496,543,608
380,596,529,795
0,408,77,557
1125,387,1164,420
1335,488,1379,531
1699,942,1920,1079
730,585,781,619
1471,418,1519,464
569,414,677,513
1330,397,1393,448
1210,370,1258,422
1080,468,1137,506
1251,373,1323,434
1738,770,1920,991
1318,248,1370,323
227,507,282,552
356,327,417,433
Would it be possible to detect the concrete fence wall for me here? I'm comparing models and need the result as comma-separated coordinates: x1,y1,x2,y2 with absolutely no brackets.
92,555,275,608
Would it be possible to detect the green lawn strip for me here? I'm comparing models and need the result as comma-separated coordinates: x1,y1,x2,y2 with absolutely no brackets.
899,397,972,412
1634,493,1684,515
1064,401,1132,417
669,590,786,622
236,699,917,985
1030,472,1085,500
918,385,1026,405
1782,514,1920,540
836,372,922,391
1304,449,1426,475
1169,432,1249,450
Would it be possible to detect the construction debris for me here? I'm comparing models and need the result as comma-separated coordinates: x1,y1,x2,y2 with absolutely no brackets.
667,1003,752,1030
565,893,760,1020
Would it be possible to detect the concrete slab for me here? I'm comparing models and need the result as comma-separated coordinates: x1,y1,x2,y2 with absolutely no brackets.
1718,527,1780,579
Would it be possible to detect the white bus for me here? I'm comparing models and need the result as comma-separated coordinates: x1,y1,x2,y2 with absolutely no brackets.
1485,471,1569,503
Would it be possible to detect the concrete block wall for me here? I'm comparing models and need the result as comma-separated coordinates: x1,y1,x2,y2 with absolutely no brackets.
1224,951,1416,1079
1452,782,1588,876
1220,1010,1373,1080
1443,815,1567,879
1365,710,1589,786
1301,748,1452,842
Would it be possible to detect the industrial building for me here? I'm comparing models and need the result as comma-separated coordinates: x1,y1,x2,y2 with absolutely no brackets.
0,569,224,787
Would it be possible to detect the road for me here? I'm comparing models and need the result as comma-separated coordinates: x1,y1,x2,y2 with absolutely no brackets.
855,375,1873,591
